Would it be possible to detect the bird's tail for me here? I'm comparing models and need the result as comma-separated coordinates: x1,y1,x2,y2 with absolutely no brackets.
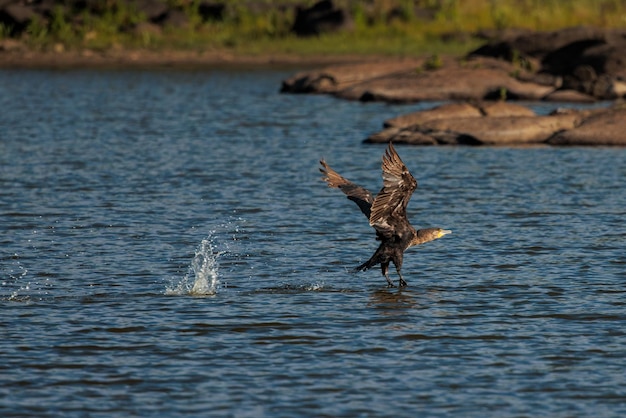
353,254,380,273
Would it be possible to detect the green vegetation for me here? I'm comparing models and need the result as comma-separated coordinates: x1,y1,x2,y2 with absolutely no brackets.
5,0,626,57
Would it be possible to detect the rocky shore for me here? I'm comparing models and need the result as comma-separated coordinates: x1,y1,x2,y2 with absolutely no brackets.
365,101,626,146
4,16,626,146
281,26,626,146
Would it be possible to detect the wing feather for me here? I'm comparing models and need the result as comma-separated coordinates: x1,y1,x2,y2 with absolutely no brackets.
369,143,417,238
320,160,374,219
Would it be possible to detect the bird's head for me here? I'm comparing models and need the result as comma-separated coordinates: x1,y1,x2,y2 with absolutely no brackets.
410,227,452,247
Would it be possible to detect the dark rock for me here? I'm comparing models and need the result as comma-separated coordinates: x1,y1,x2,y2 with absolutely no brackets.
291,0,351,37
0,3,38,36
514,26,609,59
471,26,610,62
468,27,626,99
579,42,626,79
541,39,607,75
198,2,225,22
560,65,626,99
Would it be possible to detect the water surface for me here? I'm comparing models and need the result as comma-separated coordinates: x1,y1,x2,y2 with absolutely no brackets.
1,69,625,417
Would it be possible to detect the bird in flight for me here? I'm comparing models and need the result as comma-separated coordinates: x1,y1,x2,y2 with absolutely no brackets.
320,142,451,287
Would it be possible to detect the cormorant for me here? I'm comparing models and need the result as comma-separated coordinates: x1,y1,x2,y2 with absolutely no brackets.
320,142,451,287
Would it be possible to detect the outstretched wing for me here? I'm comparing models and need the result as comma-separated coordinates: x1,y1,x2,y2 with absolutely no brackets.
320,160,374,219
369,143,418,238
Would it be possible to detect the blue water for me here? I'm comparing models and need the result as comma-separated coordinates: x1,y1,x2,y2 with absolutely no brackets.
1,68,626,417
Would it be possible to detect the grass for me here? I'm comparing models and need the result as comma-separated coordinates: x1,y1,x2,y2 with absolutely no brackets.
8,0,626,57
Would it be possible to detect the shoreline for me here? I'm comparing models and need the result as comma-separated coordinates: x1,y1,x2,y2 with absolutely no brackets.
0,48,401,70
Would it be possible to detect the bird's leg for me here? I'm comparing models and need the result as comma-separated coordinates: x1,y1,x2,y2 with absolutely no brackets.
397,270,408,288
381,262,395,288
393,257,407,287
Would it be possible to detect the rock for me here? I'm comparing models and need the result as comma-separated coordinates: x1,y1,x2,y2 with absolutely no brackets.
335,66,554,103
542,89,596,103
541,39,609,75
425,113,582,145
368,127,439,145
281,55,556,102
580,42,626,79
291,0,351,37
471,26,612,62
384,102,482,128
366,104,587,146
467,26,626,99
517,71,562,88
542,35,626,78
547,106,626,146
281,26,626,102
198,2,225,22
479,101,536,117
383,101,534,129
0,3,39,36
280,60,422,94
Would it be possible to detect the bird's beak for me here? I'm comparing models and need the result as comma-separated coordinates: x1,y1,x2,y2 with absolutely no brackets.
439,229,452,237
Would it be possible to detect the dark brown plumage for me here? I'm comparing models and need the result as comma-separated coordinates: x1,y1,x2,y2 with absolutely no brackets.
320,142,451,287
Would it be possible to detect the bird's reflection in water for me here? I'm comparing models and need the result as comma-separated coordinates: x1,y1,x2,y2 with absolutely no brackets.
368,288,417,316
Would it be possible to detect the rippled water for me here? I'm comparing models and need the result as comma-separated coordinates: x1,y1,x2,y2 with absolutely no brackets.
1,68,625,417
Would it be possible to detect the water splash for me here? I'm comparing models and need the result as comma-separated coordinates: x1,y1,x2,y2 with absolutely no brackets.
166,237,222,296
3,258,34,302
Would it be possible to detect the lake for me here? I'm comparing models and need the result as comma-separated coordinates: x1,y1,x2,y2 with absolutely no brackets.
1,68,625,417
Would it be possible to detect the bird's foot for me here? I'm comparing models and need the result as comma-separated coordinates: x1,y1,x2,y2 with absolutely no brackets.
386,282,397,288
399,278,408,287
